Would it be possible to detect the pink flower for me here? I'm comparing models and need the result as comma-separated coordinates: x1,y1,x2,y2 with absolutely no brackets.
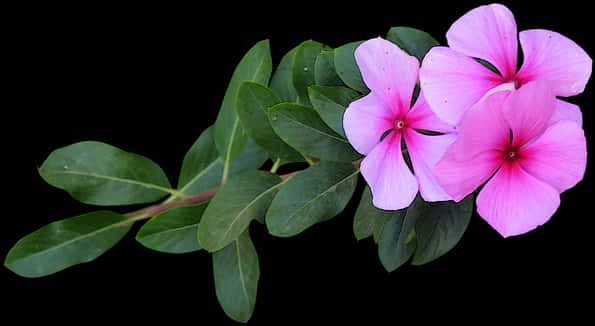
419,3,592,126
434,81,587,237
343,37,456,210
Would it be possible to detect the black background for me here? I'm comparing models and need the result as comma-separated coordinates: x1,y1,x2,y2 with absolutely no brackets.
3,1,593,324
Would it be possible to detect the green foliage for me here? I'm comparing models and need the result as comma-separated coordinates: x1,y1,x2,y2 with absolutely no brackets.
39,141,172,206
334,41,368,94
214,39,272,170
198,170,283,252
308,85,361,138
386,26,440,63
268,103,361,162
270,45,299,103
236,81,304,164
353,185,395,242
266,161,359,237
136,203,209,254
292,40,326,106
213,230,260,323
314,49,346,87
4,211,135,277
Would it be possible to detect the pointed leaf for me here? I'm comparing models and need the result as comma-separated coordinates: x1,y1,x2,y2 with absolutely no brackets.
268,103,362,162
39,141,172,206
386,26,440,63
353,185,395,242
177,126,267,196
214,39,272,165
236,81,304,163
292,40,325,106
270,46,299,103
334,41,369,93
314,49,345,87
308,85,361,138
411,194,474,265
4,211,134,278
136,202,209,254
199,171,283,252
213,230,260,323
266,161,359,237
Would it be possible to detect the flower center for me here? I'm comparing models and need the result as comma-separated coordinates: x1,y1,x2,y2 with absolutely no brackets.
508,151,517,159
395,120,405,129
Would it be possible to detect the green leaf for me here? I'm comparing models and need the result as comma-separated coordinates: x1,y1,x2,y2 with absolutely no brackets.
292,40,325,106
177,126,267,196
39,141,173,206
314,50,345,87
411,194,474,265
4,211,135,278
270,45,298,103
268,103,362,162
353,185,395,242
199,171,283,252
135,202,209,254
266,161,359,237
334,41,369,94
308,85,361,138
236,81,304,164
213,230,260,323
386,26,440,63
214,39,272,168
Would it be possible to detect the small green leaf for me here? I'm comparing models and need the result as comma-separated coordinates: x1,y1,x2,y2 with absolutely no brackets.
177,126,267,196
292,40,325,106
214,39,272,167
4,211,135,278
386,26,440,63
270,46,298,103
236,81,304,164
308,85,361,138
377,196,422,272
213,230,260,323
314,50,345,87
136,202,209,254
39,141,172,206
353,185,395,242
199,171,283,252
411,194,474,265
268,103,362,162
334,41,369,94
266,161,359,237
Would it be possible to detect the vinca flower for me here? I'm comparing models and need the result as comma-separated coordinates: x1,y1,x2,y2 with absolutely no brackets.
433,81,587,237
419,3,592,126
343,37,456,210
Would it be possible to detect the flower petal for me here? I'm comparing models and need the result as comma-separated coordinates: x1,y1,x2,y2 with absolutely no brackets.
434,143,502,202
419,46,503,125
502,80,556,146
519,120,587,193
406,89,456,134
403,129,456,202
354,37,419,115
343,92,395,155
476,162,560,237
360,132,418,210
549,99,582,128
517,29,592,97
455,91,511,161
446,3,518,79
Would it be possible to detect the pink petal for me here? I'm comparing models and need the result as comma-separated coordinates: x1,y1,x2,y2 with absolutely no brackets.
517,29,592,97
403,129,456,202
519,121,587,193
354,37,419,115
549,100,583,128
343,92,395,155
360,131,418,210
455,91,511,161
476,162,560,237
419,46,503,125
434,143,502,202
446,3,518,79
502,81,555,146
405,89,457,134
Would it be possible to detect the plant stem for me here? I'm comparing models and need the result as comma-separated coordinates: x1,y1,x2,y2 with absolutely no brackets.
270,158,281,173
